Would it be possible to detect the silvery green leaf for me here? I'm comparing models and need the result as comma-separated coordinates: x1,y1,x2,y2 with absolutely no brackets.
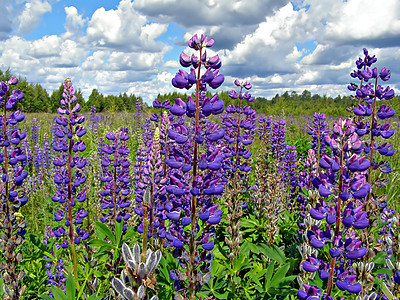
367,262,375,273
368,292,377,300
120,270,128,285
143,187,151,205
123,288,134,300
150,296,159,300
146,252,156,274
138,263,146,278
154,250,162,271
111,278,125,296
297,276,303,286
381,282,394,300
137,285,145,299
133,243,140,264
17,270,25,280
122,243,133,264
93,277,98,288
20,285,26,296
386,259,394,271
203,273,211,283
127,259,136,271
3,284,13,297
146,249,152,259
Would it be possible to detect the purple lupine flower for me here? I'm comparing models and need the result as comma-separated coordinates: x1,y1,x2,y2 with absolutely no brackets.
30,117,39,147
220,80,257,259
305,116,371,298
99,127,131,231
281,144,298,202
51,78,88,251
0,77,29,298
271,119,287,160
41,132,51,173
43,226,67,297
297,284,323,300
307,113,329,161
162,34,228,298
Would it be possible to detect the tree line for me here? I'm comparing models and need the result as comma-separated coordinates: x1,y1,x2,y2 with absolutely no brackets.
1,69,399,117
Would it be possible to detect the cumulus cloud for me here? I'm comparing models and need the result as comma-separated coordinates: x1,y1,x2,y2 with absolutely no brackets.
85,0,168,52
0,0,399,104
134,0,289,50
323,0,400,47
64,6,86,38
17,0,52,35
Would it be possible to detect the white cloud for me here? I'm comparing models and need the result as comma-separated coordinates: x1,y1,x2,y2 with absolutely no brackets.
134,0,289,50
0,0,399,105
31,35,61,57
84,0,168,52
17,0,52,35
64,6,86,38
323,0,400,45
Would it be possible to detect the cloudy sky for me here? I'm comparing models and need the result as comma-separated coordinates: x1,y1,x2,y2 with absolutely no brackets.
1,0,399,103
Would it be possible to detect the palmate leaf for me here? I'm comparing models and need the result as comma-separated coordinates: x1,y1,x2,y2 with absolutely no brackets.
264,261,275,291
88,239,114,249
269,263,290,288
259,244,286,265
94,221,116,244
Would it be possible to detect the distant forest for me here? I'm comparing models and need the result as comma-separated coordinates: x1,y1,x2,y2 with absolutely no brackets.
1,69,399,117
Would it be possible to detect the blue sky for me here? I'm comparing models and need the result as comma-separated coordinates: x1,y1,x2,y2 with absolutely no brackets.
0,0,399,103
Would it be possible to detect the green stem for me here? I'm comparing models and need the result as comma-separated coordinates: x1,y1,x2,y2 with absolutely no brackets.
67,99,80,291
189,47,203,299
141,205,149,262
326,143,344,297
365,77,378,214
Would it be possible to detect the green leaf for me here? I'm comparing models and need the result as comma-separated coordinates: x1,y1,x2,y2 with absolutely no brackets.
51,286,68,300
89,239,114,248
373,251,388,265
88,296,103,300
373,268,393,276
248,270,262,287
213,291,229,299
94,221,116,244
270,263,290,288
40,295,54,300
122,227,136,242
115,220,123,246
264,261,275,291
232,254,251,273
260,244,285,265
66,273,76,300
381,282,394,300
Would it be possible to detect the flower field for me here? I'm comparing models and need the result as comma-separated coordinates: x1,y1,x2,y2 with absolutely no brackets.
0,34,399,300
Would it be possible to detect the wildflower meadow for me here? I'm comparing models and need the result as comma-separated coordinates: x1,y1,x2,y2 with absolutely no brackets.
0,34,399,300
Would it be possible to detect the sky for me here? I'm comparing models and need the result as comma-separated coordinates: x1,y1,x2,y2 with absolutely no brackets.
0,0,399,104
